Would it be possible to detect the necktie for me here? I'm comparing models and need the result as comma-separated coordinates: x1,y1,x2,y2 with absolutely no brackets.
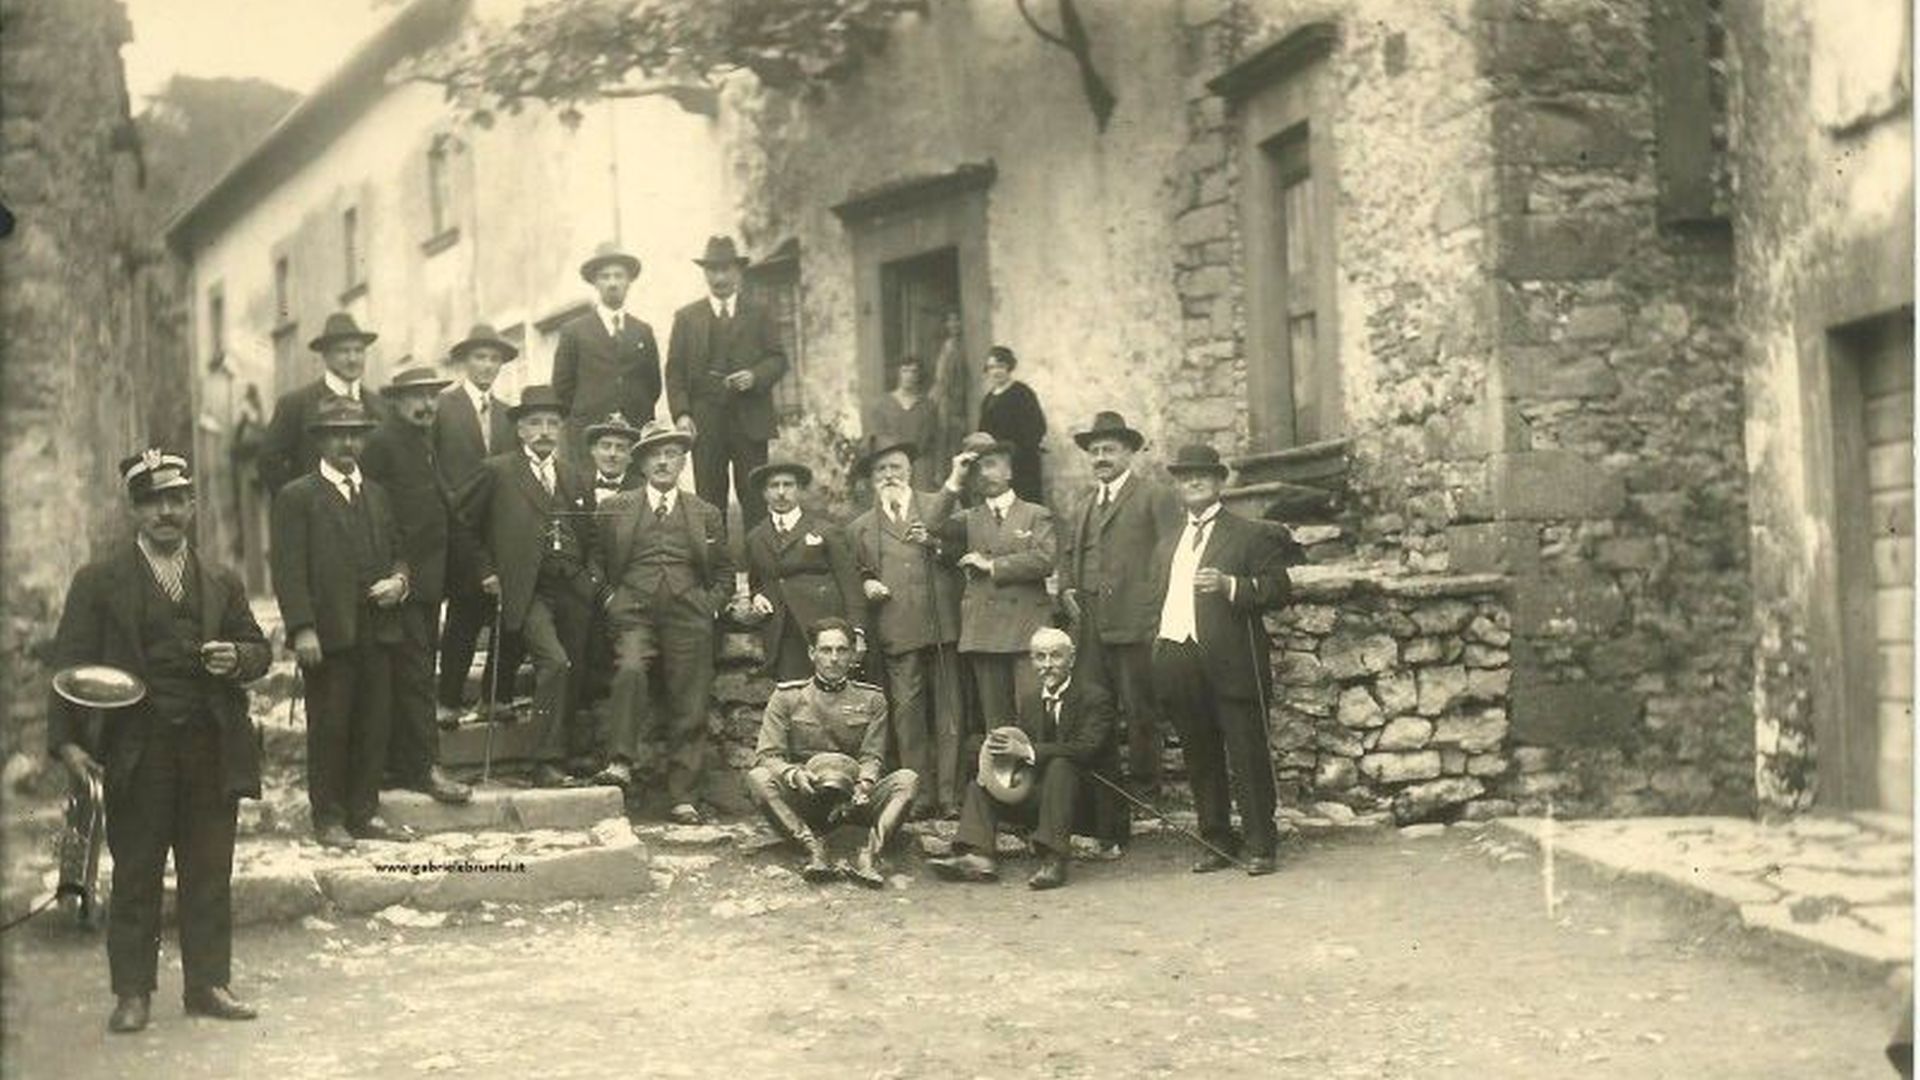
992,504,1005,525
152,553,185,603
654,496,670,521
344,476,360,506
611,312,623,336
1044,695,1061,741
1190,517,1209,550
537,461,554,496
1099,484,1112,509
478,398,492,452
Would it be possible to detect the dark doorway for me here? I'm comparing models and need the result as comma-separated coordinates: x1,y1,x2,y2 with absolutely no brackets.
881,246,966,454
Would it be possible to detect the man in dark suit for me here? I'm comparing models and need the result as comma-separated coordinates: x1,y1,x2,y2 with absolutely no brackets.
270,399,414,849
664,235,788,531
928,628,1117,890
257,312,389,497
455,386,600,788
361,365,473,804
1150,444,1293,877
742,461,867,682
848,438,969,817
589,420,734,822
1059,411,1184,813
48,448,268,1032
571,410,647,769
432,323,519,721
553,242,662,466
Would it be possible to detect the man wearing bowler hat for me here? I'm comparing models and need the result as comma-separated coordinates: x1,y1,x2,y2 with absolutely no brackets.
361,365,473,804
664,235,788,531
271,399,415,848
258,311,390,496
433,323,520,721
554,243,662,465
1059,411,1183,814
741,460,867,682
1150,445,1293,877
48,448,270,1032
456,386,600,787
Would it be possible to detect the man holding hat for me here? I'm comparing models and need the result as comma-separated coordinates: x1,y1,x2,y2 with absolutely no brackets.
554,243,661,466
271,398,414,848
361,366,474,805
455,385,600,788
747,618,919,886
589,419,733,820
664,235,788,531
1151,445,1294,877
47,448,270,1032
433,323,521,720
848,437,972,818
741,460,867,682
258,312,389,496
1059,411,1184,810
928,627,1116,890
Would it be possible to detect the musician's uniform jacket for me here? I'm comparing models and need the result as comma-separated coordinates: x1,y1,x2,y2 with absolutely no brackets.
743,510,867,679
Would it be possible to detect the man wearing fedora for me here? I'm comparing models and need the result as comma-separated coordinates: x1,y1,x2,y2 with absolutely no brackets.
258,312,390,497
433,323,520,721
271,399,415,849
571,410,647,763
456,386,600,787
554,243,662,466
1151,445,1294,877
741,460,867,682
747,617,919,887
848,438,972,818
940,431,1055,741
589,419,733,822
1059,411,1184,814
664,235,788,531
47,448,269,1032
361,366,474,805
929,628,1117,890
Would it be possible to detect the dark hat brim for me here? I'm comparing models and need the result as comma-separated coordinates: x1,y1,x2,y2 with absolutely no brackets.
579,252,642,282
450,337,520,362
748,462,813,490
584,422,646,443
508,402,568,421
693,255,752,268
1073,426,1146,452
308,329,378,353
851,438,918,481
1165,462,1230,478
306,417,379,432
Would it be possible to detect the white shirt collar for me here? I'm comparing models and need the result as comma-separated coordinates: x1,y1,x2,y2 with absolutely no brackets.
464,379,492,411
1042,677,1072,703
136,533,187,567
318,458,361,488
709,293,735,318
772,507,802,532
1101,470,1132,498
648,485,677,512
986,490,1017,515
321,370,361,400
1187,502,1222,529
596,301,627,334
594,471,625,489
524,445,555,472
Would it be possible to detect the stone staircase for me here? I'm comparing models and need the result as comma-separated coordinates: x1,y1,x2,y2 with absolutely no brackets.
1222,436,1353,526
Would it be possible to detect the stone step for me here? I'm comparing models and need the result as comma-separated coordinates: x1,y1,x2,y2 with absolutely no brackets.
378,784,625,835
438,717,547,768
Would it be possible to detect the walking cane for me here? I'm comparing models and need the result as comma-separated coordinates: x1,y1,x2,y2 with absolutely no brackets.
1087,770,1251,872
480,594,505,785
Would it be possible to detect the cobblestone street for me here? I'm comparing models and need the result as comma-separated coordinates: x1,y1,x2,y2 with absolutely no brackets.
3,825,1902,1078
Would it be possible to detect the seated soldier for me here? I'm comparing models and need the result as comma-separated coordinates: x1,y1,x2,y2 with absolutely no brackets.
927,627,1117,890
745,617,919,888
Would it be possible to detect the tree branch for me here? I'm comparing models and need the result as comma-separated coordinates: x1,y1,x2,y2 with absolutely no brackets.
1014,0,1069,49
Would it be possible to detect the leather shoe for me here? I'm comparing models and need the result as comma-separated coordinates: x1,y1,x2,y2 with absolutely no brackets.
350,816,418,842
590,760,633,790
183,985,257,1021
1191,851,1236,874
315,824,357,851
108,994,149,1034
668,802,705,826
531,763,572,789
419,767,472,804
928,852,1000,883
1244,854,1278,877
1026,854,1068,890
845,847,886,889
801,843,839,883
435,703,465,730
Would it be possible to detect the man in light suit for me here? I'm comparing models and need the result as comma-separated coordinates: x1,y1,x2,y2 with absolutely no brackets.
257,312,390,497
941,431,1055,741
1150,445,1293,877
848,438,970,817
553,242,662,466
432,323,519,720
741,461,867,682
664,235,788,531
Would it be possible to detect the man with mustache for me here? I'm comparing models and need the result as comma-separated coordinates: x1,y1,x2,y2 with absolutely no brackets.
360,365,474,805
848,438,973,818
257,312,389,497
456,386,600,788
571,411,646,772
47,448,269,1032
271,399,414,849
553,243,661,467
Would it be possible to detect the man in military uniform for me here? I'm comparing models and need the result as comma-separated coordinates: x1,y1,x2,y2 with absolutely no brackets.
48,449,268,1032
746,617,919,887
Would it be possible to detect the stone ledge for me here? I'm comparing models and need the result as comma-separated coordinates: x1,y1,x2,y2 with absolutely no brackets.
378,785,625,834
1285,564,1509,603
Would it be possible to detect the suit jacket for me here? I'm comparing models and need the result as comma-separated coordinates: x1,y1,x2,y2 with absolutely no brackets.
1060,473,1185,643
552,310,662,430
258,381,391,496
271,471,409,654
849,488,962,655
45,544,271,799
946,497,1055,654
361,417,473,609
664,295,788,441
432,382,515,489
1017,678,1117,769
744,510,866,668
592,487,735,621
456,450,597,632
1150,508,1293,700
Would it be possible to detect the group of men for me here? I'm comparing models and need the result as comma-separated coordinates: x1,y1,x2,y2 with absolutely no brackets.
44,233,1297,1034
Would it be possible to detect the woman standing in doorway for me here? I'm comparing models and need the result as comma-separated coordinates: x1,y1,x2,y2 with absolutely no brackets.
976,345,1047,503
868,355,942,489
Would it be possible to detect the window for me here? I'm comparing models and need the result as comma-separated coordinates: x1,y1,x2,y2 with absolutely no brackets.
1267,127,1325,441
1651,0,1730,225
428,135,455,238
207,285,226,367
273,256,292,326
341,205,364,293
745,242,806,421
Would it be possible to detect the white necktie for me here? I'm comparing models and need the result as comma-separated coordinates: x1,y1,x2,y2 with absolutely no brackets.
537,460,554,496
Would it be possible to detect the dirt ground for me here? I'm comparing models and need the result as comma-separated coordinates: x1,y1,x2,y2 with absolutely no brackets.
1,825,1904,1079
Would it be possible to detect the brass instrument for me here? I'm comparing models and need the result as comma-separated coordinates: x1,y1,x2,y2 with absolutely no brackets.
50,664,146,929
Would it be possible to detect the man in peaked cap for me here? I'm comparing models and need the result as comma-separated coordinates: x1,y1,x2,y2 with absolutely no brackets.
361,365,473,804
257,312,390,497
571,410,648,764
271,398,416,849
741,460,868,682
554,243,662,467
48,448,270,1032
664,235,788,532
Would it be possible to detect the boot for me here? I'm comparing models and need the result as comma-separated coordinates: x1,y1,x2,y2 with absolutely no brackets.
846,846,886,889
108,995,149,1034
801,838,839,883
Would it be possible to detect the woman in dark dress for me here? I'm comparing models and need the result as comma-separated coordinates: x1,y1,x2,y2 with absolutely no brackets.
976,345,1047,503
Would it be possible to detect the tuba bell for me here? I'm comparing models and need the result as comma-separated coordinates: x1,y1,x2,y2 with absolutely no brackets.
50,664,146,929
